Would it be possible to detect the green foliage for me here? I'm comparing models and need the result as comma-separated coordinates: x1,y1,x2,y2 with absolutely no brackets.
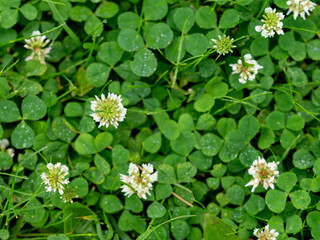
200,133,223,157
98,42,123,66
195,6,217,29
177,162,197,183
1,0,319,239
293,149,315,169
202,213,240,240
143,132,161,153
118,29,144,52
0,100,21,122
100,195,124,214
277,172,297,193
0,152,12,170
63,202,96,233
219,9,239,29
12,121,35,149
226,185,245,205
286,215,302,234
131,49,157,77
174,8,194,33
87,63,111,87
74,133,96,155
170,131,194,156
22,95,47,120
147,201,166,218
47,234,69,240
0,229,9,240
289,190,311,209
243,194,265,215
265,190,287,213
194,94,215,112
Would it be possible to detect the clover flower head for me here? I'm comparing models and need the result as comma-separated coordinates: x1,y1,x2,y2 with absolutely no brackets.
253,225,279,240
0,139,15,158
120,163,158,199
41,163,69,195
286,0,317,20
0,139,9,150
60,187,78,203
229,54,263,84
24,31,51,64
255,8,285,38
90,93,127,129
245,157,279,192
211,35,236,56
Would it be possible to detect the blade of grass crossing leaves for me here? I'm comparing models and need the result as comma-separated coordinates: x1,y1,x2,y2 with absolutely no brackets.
0,24,64,47
109,215,131,240
202,213,241,240
137,215,196,240
6,159,25,224
102,212,114,240
0,185,33,196
47,2,81,46
42,0,66,6
171,17,188,88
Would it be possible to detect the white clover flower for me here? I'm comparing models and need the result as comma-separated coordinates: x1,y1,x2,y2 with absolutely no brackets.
286,0,317,20
6,148,15,158
60,187,78,203
0,139,15,158
229,54,263,84
24,31,51,64
120,163,158,199
253,225,279,240
0,139,9,150
245,157,279,192
41,163,69,195
90,93,127,128
211,35,236,56
255,8,285,38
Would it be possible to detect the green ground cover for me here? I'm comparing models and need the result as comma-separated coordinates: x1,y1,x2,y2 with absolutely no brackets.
0,0,320,239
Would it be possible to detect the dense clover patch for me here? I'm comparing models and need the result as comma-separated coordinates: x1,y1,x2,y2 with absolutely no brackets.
0,0,320,240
